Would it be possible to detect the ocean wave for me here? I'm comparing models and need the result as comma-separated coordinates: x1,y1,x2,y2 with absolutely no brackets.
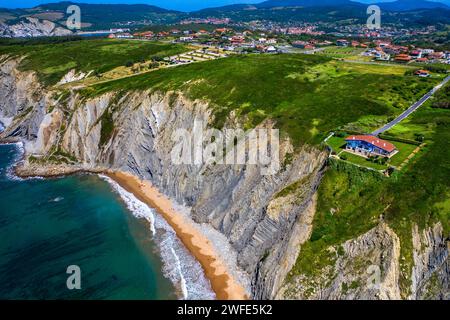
171,247,188,299
4,143,45,182
155,213,215,300
100,175,156,236
100,174,215,300
4,142,27,182
50,197,64,203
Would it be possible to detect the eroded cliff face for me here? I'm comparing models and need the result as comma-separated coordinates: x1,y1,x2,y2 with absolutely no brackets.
0,17,72,38
59,90,328,299
278,222,403,300
411,223,449,300
0,56,47,141
0,58,448,300
277,222,449,300
0,58,327,299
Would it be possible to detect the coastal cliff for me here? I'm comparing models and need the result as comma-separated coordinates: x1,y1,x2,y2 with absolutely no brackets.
0,57,448,300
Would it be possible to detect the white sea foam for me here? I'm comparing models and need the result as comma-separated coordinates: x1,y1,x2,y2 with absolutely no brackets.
173,201,251,295
101,175,156,236
5,142,26,181
1,141,45,182
100,174,215,300
171,247,188,299
50,197,64,202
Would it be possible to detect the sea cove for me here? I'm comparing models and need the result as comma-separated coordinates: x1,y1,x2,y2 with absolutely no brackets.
0,143,213,299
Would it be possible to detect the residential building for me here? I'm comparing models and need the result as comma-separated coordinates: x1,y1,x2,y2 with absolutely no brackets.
345,135,398,158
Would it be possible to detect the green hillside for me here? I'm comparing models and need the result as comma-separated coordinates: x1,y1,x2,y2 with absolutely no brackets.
83,53,438,146
0,39,188,86
0,2,183,30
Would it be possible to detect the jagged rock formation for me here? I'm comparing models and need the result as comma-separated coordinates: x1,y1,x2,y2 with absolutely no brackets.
0,17,72,38
0,57,448,300
411,223,449,300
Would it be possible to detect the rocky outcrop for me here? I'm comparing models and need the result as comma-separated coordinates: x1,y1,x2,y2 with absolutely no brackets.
57,69,92,85
278,222,402,300
278,221,449,300
0,57,47,143
411,223,449,300
0,17,72,38
59,90,328,298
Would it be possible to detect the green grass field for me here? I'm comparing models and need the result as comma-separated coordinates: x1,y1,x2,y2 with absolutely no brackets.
384,120,435,141
0,39,188,85
326,136,347,153
389,141,419,167
82,53,438,147
318,46,366,59
0,39,437,147
385,83,449,141
341,152,388,170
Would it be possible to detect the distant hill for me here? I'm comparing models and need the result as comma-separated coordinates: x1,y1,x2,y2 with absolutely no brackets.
193,3,359,22
1,0,449,36
33,1,176,14
256,0,359,8
192,0,450,26
197,0,450,12
0,1,184,31
376,0,449,11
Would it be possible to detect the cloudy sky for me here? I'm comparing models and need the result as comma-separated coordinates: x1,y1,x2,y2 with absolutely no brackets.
1,0,449,12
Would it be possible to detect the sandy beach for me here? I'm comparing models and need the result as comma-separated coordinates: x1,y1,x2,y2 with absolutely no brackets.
106,171,248,300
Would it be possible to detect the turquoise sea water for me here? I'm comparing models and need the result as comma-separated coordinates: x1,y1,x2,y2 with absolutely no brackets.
0,143,177,299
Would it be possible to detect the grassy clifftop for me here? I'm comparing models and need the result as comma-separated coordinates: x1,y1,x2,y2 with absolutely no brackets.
0,38,188,86
0,39,439,146
82,53,438,146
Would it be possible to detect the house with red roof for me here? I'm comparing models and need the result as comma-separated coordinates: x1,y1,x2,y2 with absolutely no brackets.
345,135,398,158
231,36,245,44
416,57,428,63
415,70,431,77
394,54,412,63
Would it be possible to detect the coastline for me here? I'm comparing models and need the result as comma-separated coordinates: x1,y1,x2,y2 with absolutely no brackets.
10,159,249,299
4,136,249,300
106,171,249,300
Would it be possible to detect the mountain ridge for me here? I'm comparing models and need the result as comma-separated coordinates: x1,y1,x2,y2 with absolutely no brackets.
0,1,449,34
1,1,449,14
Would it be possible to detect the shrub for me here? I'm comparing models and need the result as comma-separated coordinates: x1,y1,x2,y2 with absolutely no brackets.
414,133,425,142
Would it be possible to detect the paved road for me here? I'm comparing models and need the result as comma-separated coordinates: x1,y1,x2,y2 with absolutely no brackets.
372,75,450,135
